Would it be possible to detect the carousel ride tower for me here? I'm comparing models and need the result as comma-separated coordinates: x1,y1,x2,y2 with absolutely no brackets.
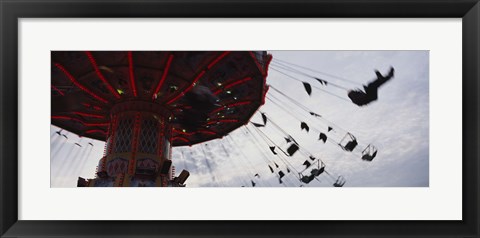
51,51,271,187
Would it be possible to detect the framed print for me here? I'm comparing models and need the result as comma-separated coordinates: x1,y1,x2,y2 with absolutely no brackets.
1,0,479,237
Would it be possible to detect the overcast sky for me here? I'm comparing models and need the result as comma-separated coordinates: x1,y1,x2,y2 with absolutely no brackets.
51,51,429,187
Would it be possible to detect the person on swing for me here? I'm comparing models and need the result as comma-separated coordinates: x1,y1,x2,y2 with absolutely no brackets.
348,67,395,106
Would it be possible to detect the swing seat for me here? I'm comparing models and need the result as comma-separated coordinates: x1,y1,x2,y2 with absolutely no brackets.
333,176,346,187
287,143,299,156
301,175,315,184
176,170,190,184
339,133,358,152
344,140,358,151
311,167,325,176
361,145,378,161
77,177,87,187
361,152,377,161
333,182,344,187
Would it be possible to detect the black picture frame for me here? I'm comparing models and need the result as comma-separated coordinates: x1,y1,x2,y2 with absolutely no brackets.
1,0,479,237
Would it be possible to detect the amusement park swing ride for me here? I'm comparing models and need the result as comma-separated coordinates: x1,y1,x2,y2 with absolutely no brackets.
50,51,388,187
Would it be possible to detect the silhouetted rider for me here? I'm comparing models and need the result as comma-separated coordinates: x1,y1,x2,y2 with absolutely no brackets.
348,67,395,106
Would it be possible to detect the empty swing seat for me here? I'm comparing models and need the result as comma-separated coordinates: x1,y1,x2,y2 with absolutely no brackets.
361,151,377,161
287,143,299,156
333,176,346,187
339,133,358,152
361,145,378,161
311,167,325,176
301,175,315,184
344,140,358,151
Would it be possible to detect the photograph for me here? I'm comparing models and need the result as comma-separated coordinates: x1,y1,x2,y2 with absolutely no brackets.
2,0,477,236
50,50,429,187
